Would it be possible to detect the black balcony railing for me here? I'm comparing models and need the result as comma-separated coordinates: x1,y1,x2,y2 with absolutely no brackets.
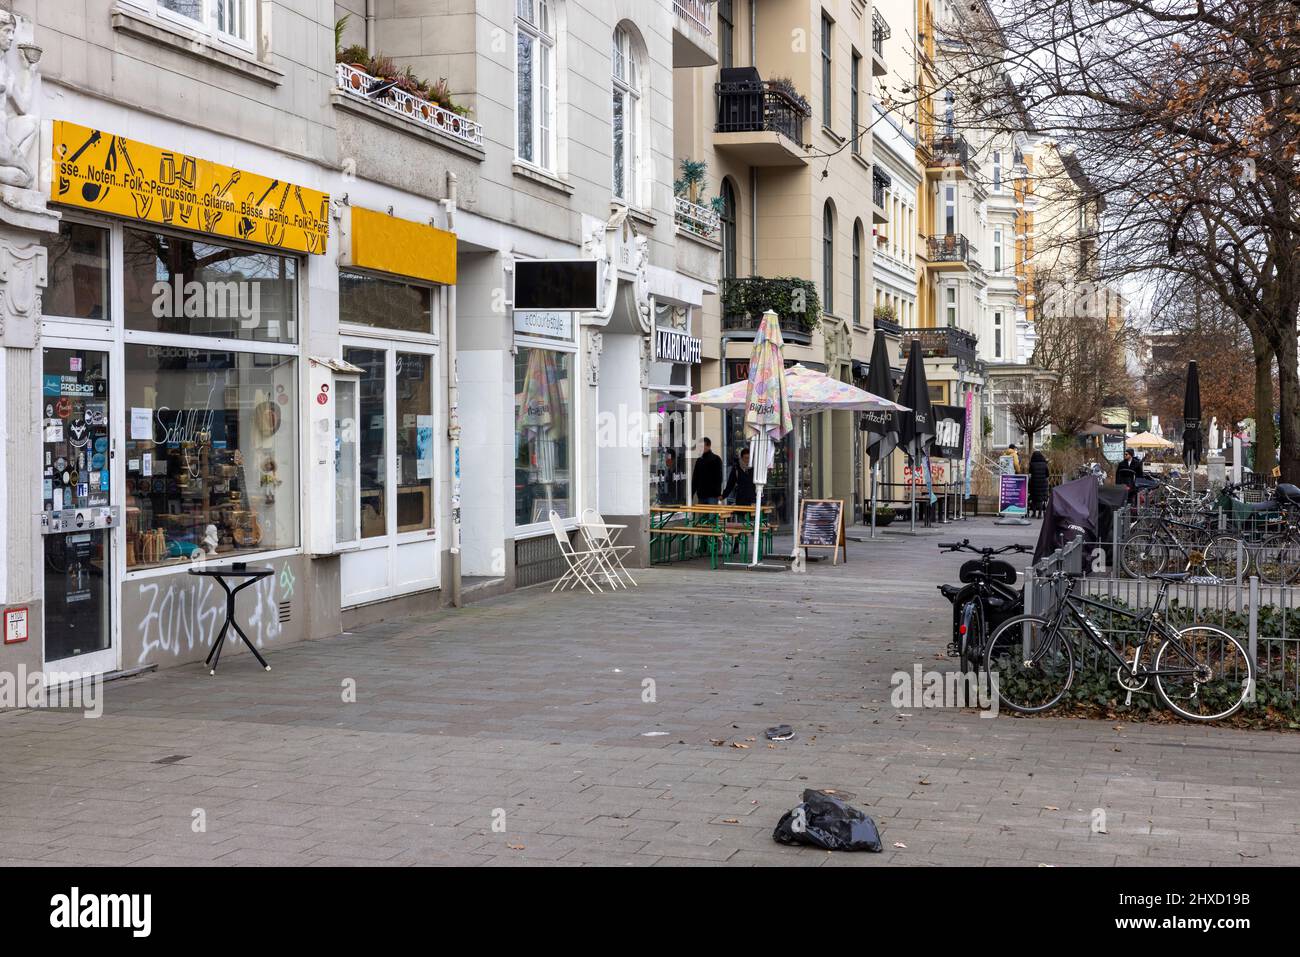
927,233,973,265
872,165,891,209
900,326,979,368
929,133,971,169
872,9,890,56
720,276,819,344
715,68,810,146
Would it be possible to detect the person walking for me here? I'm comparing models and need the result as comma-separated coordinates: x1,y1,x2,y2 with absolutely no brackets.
723,446,757,506
692,437,724,504
1028,449,1050,518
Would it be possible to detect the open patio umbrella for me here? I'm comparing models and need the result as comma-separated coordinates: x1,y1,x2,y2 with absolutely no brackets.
741,310,793,567
896,339,934,533
1183,360,1203,493
686,361,906,566
861,331,899,539
1127,430,1175,450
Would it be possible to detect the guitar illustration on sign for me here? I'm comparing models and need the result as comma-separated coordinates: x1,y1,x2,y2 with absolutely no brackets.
201,169,241,234
238,180,279,240
264,181,291,247
56,128,101,197
116,136,153,220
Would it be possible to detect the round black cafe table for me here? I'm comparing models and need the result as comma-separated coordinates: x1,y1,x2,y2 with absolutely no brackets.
187,564,274,675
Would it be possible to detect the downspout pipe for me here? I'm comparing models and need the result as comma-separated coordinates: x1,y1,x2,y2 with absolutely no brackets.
442,172,463,608
366,0,376,54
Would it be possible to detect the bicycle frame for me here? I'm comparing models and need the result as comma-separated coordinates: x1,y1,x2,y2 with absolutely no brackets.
1032,580,1206,680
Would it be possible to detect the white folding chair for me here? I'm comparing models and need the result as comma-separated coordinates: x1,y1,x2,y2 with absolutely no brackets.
580,508,638,588
549,511,606,593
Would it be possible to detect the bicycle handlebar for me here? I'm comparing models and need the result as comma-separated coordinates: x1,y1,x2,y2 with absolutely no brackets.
938,540,1031,555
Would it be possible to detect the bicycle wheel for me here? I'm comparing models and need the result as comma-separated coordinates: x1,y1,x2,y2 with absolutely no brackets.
1254,533,1300,585
984,614,1075,714
1201,535,1245,581
1154,625,1255,721
1120,534,1169,578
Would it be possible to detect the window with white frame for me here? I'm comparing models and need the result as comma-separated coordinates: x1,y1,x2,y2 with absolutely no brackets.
944,185,956,235
122,0,254,50
993,228,1003,273
993,310,1004,358
517,0,557,172
611,24,642,205
992,150,1002,193
945,286,957,326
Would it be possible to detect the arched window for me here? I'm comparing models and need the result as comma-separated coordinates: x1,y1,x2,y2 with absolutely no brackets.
516,0,556,171
852,219,864,326
720,179,738,280
823,201,835,313
612,24,643,204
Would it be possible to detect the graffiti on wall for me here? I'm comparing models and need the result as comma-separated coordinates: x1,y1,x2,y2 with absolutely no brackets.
134,564,284,665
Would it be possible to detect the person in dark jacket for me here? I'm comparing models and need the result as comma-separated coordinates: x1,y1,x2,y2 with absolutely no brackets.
723,447,757,506
1028,450,1051,518
692,437,724,504
1116,449,1142,505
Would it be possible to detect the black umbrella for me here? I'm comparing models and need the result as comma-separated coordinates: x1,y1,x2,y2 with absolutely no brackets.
862,332,899,463
1182,360,1203,479
897,340,935,531
861,332,900,537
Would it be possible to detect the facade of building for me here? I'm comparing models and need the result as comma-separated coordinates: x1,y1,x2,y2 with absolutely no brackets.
0,0,719,681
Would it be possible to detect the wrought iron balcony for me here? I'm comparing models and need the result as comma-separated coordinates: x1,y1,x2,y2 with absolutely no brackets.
872,9,890,56
719,277,818,344
715,69,810,147
927,133,975,174
872,165,891,209
674,196,720,240
927,233,976,268
900,326,979,368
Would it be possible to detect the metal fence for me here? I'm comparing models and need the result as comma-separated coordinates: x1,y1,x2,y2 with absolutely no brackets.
1023,539,1300,694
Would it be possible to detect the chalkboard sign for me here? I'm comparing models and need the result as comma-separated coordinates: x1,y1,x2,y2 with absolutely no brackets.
798,499,847,564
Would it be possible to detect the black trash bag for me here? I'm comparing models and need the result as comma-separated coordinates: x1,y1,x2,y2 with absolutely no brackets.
773,789,884,852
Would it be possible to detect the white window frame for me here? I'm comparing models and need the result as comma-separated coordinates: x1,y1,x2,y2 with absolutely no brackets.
120,0,256,53
993,228,1003,273
611,24,642,206
993,310,1004,359
992,150,1002,193
944,185,956,235
516,0,557,173
512,334,581,539
945,286,957,327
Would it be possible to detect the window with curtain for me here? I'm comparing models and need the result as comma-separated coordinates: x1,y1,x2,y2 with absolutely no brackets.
612,24,641,204
852,220,863,326
516,0,556,171
718,0,734,69
822,201,835,313
721,179,738,280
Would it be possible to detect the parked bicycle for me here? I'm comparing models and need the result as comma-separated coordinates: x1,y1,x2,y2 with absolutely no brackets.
1120,510,1244,581
1246,483,1300,584
937,540,1032,679
985,571,1255,722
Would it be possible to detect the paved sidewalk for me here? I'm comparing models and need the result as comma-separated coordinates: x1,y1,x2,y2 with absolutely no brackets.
2,519,1298,866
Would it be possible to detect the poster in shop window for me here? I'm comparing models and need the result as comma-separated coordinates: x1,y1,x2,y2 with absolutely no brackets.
51,121,330,255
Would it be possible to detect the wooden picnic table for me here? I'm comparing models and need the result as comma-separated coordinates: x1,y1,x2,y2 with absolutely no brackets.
648,505,778,567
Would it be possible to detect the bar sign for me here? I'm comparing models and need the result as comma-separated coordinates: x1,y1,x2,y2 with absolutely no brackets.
655,327,702,364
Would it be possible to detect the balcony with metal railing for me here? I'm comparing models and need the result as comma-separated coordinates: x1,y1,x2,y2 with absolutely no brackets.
926,233,977,270
335,62,483,149
714,67,810,166
899,326,979,369
871,165,890,225
871,9,890,75
926,132,977,178
719,276,819,344
673,0,718,67
674,196,720,240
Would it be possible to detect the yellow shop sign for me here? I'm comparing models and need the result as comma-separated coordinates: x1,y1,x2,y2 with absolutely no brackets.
51,121,330,255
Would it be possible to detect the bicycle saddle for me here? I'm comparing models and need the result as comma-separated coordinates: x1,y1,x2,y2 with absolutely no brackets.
938,584,962,601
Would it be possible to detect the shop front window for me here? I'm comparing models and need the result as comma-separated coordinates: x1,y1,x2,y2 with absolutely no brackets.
395,352,435,533
41,221,110,321
514,345,574,526
339,271,433,335
123,345,298,568
123,228,299,344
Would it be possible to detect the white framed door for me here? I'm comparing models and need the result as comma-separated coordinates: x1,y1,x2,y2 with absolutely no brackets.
339,339,440,607
39,337,122,677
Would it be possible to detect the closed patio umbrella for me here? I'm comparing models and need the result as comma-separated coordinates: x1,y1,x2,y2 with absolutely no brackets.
896,340,934,533
862,331,899,538
741,310,793,567
1183,360,1203,493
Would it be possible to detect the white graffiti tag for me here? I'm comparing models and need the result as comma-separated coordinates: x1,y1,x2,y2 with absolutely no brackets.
136,569,282,665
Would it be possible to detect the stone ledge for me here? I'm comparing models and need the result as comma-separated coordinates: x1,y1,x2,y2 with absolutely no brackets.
512,162,574,195
333,91,486,163
111,6,284,87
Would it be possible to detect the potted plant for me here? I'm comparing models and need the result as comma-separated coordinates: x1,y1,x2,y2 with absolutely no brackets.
873,505,896,526
873,303,897,323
